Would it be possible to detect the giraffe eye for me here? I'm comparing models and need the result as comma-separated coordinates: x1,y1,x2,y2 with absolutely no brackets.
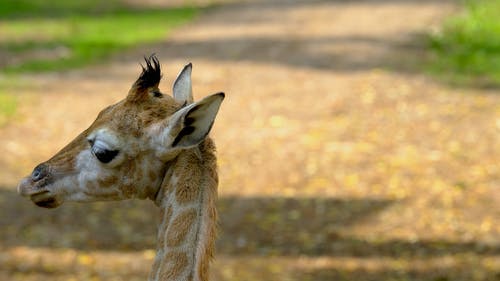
92,148,119,163
91,140,119,163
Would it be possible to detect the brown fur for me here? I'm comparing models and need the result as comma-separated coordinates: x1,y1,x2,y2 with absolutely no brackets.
159,251,188,280
195,140,218,281
166,209,197,247
97,175,118,188
149,169,158,182
175,176,202,205
157,204,173,251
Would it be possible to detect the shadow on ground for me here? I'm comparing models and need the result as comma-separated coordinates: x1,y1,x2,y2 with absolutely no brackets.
1,188,497,258
292,266,500,281
152,35,428,73
110,0,456,75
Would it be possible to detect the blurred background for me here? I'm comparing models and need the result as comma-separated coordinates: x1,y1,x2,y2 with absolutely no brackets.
0,0,499,280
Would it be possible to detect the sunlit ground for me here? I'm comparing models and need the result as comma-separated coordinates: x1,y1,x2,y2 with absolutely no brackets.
0,0,499,281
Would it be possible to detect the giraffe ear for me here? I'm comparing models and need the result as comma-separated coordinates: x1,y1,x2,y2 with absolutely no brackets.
170,92,224,148
173,63,193,104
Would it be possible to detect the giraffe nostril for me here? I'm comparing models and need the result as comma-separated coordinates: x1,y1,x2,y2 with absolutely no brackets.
32,164,48,182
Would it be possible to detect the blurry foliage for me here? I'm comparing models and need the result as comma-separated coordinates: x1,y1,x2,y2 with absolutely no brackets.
429,0,500,87
0,0,199,72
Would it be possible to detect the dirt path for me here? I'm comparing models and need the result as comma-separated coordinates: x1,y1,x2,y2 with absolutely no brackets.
1,1,499,280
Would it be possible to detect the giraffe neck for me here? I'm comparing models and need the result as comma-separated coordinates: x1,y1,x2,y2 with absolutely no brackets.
149,139,218,281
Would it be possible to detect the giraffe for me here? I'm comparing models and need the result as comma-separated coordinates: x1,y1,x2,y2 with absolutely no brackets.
17,55,224,281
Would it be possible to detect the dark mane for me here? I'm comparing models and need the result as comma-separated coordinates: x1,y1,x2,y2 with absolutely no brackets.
135,55,162,90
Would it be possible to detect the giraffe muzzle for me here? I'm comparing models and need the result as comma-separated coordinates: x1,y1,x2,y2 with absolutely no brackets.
17,163,52,197
18,163,63,208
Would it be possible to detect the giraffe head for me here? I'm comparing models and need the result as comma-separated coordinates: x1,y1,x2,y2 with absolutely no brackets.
17,56,224,208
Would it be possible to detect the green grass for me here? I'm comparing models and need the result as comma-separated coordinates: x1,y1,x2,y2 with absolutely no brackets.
0,0,123,17
0,0,199,73
429,0,500,87
0,92,17,126
0,0,201,122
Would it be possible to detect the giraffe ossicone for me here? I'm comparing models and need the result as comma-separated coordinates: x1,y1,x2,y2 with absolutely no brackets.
17,55,224,281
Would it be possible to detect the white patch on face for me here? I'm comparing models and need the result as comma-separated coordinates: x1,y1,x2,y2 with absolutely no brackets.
71,148,124,201
76,149,102,186
48,176,80,200
88,128,121,150
65,190,94,202
70,149,103,201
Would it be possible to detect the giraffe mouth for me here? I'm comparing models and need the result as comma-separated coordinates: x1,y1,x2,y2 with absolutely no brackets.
30,191,62,209
34,197,59,208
